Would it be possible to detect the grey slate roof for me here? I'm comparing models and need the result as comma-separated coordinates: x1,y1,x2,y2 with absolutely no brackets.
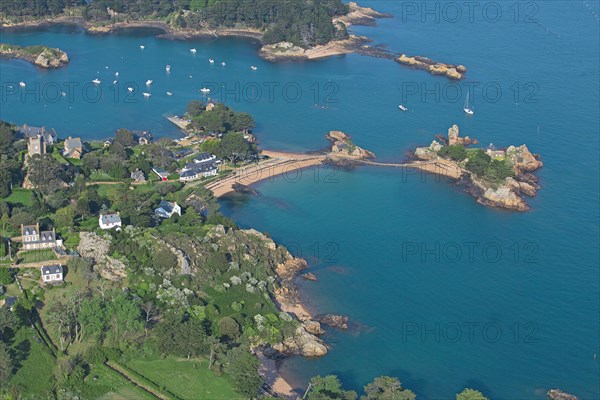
100,214,121,225
41,265,63,276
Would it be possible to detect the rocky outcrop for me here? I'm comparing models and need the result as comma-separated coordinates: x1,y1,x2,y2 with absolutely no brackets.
0,43,69,69
326,130,375,160
272,324,328,357
259,41,307,61
547,389,578,400
415,140,442,160
447,124,478,146
397,54,467,80
315,314,349,330
78,232,127,280
506,145,543,174
334,2,391,27
301,272,317,281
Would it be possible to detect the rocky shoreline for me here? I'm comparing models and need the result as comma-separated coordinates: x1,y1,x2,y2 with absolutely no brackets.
414,125,542,211
0,43,69,69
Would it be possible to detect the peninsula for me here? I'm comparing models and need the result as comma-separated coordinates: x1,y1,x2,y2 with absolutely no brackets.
0,43,69,68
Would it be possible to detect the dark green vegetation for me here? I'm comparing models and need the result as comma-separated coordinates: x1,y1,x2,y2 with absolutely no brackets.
465,149,514,183
1,0,350,48
436,144,514,184
186,100,255,135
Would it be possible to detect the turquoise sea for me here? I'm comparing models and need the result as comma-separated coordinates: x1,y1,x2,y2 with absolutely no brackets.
1,1,599,399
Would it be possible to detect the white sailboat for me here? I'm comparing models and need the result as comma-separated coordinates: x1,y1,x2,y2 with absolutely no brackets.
128,87,134,92
114,72,119,77
251,65,258,70
200,87,211,93
221,61,226,66
166,65,171,73
209,58,215,64
143,92,151,98
92,78,101,85
166,92,173,96
140,45,145,50
463,93,474,115
190,48,197,53
146,80,153,86
19,81,26,87
398,104,408,111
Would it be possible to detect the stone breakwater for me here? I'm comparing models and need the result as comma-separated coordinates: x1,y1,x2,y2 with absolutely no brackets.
414,125,542,211
0,43,69,68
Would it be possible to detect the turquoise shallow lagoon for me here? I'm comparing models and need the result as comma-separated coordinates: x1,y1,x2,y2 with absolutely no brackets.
1,1,599,398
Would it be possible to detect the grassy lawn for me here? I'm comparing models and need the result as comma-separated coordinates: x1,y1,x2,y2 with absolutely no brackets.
17,248,57,264
90,171,117,182
86,363,156,400
8,326,56,398
3,188,33,206
127,358,241,400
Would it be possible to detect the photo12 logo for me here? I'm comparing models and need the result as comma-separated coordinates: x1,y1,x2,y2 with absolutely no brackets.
399,2,540,24
401,321,540,344
400,81,539,105
0,80,341,105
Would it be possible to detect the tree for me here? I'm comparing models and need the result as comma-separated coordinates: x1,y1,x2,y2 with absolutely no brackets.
0,307,17,340
27,154,66,194
223,346,263,398
465,149,491,177
141,301,158,337
232,112,255,134
0,342,13,384
218,316,240,339
55,206,75,230
309,375,357,400
456,389,489,400
362,376,415,400
187,100,204,117
438,145,466,161
215,133,255,164
114,128,135,147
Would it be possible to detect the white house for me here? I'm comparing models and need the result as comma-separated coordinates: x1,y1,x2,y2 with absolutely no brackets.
99,213,122,230
155,201,181,219
21,224,62,250
41,264,63,283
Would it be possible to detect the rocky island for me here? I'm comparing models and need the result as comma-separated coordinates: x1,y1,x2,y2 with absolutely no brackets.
0,43,69,68
414,125,542,211
397,54,467,80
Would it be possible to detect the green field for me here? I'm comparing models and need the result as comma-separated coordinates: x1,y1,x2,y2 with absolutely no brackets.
127,358,241,400
8,327,56,398
3,188,33,206
17,248,57,264
85,363,156,400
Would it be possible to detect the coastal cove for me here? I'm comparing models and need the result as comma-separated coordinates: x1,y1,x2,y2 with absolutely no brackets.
1,2,599,400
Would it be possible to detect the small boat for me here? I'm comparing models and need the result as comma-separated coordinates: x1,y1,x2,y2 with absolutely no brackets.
166,92,173,96
146,80,153,86
251,65,258,70
190,48,197,53
166,65,171,73
113,80,118,85
61,91,66,96
105,66,109,69
143,92,151,98
115,72,119,77
19,81,26,87
128,87,134,92
463,93,474,115
221,61,226,66
140,45,145,49
209,58,215,64
200,87,211,93
398,104,408,111
92,78,101,85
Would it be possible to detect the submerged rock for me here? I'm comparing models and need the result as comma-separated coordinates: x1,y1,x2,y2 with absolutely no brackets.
315,314,349,330
547,389,578,400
